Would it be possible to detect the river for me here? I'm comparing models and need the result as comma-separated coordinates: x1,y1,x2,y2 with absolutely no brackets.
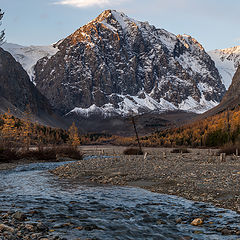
0,161,239,239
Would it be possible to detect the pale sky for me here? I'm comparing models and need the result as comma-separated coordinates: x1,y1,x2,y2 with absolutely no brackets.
1,0,240,50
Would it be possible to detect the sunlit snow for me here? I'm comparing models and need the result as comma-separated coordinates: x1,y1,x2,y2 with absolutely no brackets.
208,46,240,89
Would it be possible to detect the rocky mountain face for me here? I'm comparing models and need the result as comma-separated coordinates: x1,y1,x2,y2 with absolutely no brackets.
0,47,65,127
222,66,240,104
208,46,240,89
34,10,225,117
200,66,240,118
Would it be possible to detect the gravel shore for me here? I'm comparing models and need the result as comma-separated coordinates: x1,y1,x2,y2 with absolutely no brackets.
52,147,240,213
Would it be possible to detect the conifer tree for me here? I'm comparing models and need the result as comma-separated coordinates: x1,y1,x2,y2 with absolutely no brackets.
1,109,18,147
68,122,80,148
22,105,33,150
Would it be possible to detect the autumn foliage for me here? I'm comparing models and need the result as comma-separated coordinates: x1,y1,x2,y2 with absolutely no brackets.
1,105,240,150
0,110,83,162
78,107,240,148
68,122,80,148
138,107,240,147
0,110,69,148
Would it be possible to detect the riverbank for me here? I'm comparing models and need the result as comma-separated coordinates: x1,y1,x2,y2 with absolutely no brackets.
0,146,83,171
52,147,240,213
0,157,77,171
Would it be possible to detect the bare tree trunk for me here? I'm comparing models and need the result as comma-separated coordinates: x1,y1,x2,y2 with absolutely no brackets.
227,108,230,142
131,116,142,152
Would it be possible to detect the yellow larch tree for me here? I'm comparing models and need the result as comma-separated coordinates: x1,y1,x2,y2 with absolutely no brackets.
68,122,80,148
1,109,19,147
21,105,33,150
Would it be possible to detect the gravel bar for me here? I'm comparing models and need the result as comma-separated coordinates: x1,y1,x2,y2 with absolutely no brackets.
51,147,240,213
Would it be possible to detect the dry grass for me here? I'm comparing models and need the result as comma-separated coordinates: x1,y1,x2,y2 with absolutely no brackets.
218,144,240,156
123,147,144,155
171,148,190,154
0,148,19,162
0,145,83,163
55,146,83,160
19,148,57,161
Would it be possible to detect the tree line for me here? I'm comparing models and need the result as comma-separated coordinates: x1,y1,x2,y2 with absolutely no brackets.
78,106,240,148
0,109,80,149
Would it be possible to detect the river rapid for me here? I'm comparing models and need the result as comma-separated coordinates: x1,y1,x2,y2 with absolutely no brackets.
0,161,239,240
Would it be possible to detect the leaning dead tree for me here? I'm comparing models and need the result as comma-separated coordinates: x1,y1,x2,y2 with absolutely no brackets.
130,112,142,152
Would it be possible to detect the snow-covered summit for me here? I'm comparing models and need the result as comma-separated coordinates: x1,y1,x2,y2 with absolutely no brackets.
0,10,225,118
208,46,240,89
1,42,58,83
32,10,226,117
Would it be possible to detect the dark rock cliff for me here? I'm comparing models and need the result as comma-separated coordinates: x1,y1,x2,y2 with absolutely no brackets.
0,47,65,127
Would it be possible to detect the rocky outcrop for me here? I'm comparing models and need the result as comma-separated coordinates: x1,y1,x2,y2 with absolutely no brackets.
34,10,225,117
0,47,65,127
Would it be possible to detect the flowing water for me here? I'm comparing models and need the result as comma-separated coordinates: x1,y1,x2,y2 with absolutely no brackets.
0,161,239,240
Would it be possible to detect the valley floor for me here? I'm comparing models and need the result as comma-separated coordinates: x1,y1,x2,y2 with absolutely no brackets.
53,146,240,213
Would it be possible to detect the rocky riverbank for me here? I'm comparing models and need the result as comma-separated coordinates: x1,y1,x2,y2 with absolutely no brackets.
52,148,240,213
0,210,59,240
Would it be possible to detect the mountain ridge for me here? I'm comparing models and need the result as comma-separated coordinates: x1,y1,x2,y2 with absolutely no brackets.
33,9,225,118
208,45,240,89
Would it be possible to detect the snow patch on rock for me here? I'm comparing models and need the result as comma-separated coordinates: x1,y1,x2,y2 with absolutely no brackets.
68,92,217,118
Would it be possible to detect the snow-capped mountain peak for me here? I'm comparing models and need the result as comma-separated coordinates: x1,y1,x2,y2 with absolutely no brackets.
32,10,226,117
177,34,205,53
2,10,226,118
208,45,240,89
1,42,58,83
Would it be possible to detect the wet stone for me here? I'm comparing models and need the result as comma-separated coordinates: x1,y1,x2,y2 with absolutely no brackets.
36,222,49,232
176,218,182,224
0,224,15,233
221,228,232,235
25,224,35,232
191,218,203,226
12,211,27,221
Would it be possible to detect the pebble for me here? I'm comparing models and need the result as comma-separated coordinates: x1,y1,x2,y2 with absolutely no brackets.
0,223,14,233
176,218,182,224
12,211,27,221
191,218,203,226
221,228,232,235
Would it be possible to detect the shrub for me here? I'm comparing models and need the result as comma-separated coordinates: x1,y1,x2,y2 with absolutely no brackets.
55,146,83,160
19,146,83,161
218,144,240,156
123,148,144,155
0,148,19,162
19,148,57,161
171,148,190,154
0,145,83,163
